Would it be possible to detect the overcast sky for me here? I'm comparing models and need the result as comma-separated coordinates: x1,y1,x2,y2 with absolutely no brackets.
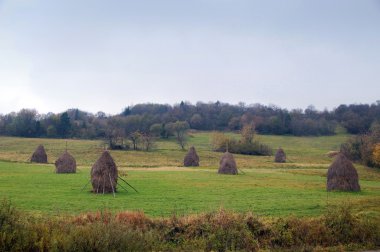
0,0,379,115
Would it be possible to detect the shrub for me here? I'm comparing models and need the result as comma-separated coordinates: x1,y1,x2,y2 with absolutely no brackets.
0,199,37,251
341,124,380,167
372,143,380,167
1,200,380,251
211,131,231,152
211,132,273,156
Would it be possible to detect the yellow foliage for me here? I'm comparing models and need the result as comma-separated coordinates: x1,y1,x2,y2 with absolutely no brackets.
210,132,230,151
372,143,380,166
241,123,256,144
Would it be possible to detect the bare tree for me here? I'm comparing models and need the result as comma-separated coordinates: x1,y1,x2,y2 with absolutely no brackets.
167,121,189,150
105,117,126,149
129,131,142,150
141,132,156,151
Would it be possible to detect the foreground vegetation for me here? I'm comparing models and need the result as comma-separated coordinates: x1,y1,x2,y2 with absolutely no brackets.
1,200,379,251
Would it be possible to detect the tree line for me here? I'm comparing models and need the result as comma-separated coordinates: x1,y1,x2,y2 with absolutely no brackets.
0,101,380,141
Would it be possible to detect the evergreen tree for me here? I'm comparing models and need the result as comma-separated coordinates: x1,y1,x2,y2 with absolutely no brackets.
57,112,71,138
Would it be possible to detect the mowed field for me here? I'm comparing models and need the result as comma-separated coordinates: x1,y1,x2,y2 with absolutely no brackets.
0,132,379,217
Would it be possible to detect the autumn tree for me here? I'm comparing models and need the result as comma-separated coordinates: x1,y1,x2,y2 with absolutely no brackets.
241,123,255,144
372,143,380,167
211,131,233,152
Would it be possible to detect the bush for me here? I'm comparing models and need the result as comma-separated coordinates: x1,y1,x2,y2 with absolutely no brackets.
0,199,39,251
211,132,272,156
1,200,380,251
231,142,273,156
372,143,380,167
341,124,380,167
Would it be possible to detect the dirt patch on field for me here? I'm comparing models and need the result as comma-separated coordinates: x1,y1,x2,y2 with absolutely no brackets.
276,163,328,169
120,166,203,172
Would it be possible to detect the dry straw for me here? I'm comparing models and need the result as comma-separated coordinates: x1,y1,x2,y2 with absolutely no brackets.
274,148,286,163
218,152,238,175
184,146,200,167
31,145,48,163
55,151,76,173
91,151,118,194
327,153,360,191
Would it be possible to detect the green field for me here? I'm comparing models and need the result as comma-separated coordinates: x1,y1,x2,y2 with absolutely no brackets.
0,132,379,217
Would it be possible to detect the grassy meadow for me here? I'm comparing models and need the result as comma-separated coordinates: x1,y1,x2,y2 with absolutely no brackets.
0,132,379,218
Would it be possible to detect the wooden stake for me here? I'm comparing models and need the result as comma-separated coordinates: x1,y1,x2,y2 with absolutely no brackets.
80,179,91,192
96,177,101,194
109,173,116,198
118,176,138,193
237,167,246,175
117,182,129,192
102,177,105,194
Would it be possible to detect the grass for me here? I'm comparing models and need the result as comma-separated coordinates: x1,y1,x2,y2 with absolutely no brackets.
0,132,379,217
0,132,349,167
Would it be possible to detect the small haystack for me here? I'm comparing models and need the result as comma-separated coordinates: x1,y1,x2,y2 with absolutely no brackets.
31,145,48,163
218,152,238,175
55,151,76,173
184,146,200,167
327,153,360,191
91,151,118,194
274,148,286,163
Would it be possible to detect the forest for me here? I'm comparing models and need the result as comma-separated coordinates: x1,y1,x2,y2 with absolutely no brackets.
0,101,379,140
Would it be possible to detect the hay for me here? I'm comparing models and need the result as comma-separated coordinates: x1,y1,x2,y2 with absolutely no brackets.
218,152,238,175
91,151,118,194
274,148,286,163
184,146,200,167
327,153,360,191
55,151,76,173
30,145,48,163
326,151,339,158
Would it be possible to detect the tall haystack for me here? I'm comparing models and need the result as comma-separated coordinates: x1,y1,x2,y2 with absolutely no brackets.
327,153,360,191
31,145,48,163
218,152,238,175
274,148,286,163
184,146,200,167
55,151,76,173
91,151,118,194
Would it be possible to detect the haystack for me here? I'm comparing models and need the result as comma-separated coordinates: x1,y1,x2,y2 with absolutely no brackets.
184,146,200,167
274,148,286,163
218,152,238,175
91,151,118,194
31,145,48,163
55,151,76,173
327,153,360,191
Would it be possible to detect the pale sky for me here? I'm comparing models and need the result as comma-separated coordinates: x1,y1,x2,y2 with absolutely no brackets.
0,0,379,114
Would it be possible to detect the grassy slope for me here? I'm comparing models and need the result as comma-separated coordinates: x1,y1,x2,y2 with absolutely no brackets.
0,132,351,167
0,132,379,217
